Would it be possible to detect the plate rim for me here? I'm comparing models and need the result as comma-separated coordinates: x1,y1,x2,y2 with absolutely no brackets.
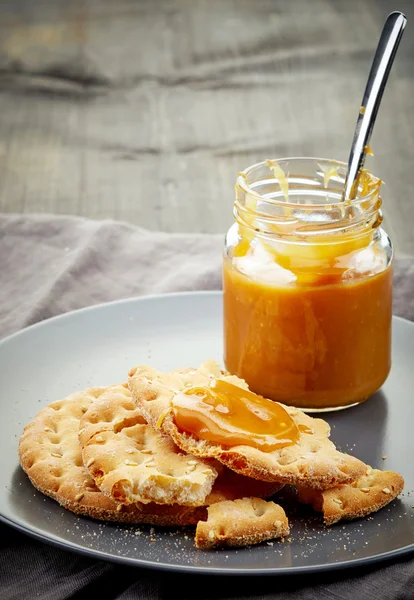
1,511,413,576
1,290,413,346
1,290,413,575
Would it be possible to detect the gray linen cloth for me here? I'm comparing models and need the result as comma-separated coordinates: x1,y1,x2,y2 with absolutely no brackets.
1,214,414,600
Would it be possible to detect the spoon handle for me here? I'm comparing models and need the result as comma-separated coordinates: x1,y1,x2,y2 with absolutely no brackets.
343,11,407,202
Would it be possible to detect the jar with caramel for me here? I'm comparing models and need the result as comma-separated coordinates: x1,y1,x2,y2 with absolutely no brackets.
223,158,393,411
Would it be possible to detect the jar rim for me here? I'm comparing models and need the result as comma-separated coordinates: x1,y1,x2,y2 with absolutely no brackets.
234,157,382,240
237,157,381,208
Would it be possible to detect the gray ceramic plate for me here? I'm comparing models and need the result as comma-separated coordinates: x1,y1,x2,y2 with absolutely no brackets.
1,291,413,575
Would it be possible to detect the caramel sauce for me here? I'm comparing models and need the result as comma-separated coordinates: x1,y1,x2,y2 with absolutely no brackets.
171,380,299,451
266,159,290,204
223,256,392,409
298,424,313,434
359,168,382,197
318,163,339,188
228,161,388,410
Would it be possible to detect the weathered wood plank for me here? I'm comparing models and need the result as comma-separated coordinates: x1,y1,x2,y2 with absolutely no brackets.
0,0,413,253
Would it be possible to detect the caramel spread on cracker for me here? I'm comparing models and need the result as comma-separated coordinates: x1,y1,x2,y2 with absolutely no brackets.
171,380,299,451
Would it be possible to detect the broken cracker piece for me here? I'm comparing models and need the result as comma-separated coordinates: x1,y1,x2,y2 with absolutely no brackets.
18,387,207,526
297,466,404,525
79,384,217,507
195,497,289,549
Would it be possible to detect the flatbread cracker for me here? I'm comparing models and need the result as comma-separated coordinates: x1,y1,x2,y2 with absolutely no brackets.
297,466,404,525
195,497,289,549
18,386,283,528
79,384,218,506
18,388,206,525
128,362,366,490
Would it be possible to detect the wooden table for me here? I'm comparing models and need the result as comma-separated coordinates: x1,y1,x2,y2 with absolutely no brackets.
0,0,413,254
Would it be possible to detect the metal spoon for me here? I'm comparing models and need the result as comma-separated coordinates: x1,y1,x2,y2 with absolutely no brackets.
343,11,407,202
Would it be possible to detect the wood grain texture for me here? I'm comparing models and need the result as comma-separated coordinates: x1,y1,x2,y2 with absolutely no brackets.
0,0,413,252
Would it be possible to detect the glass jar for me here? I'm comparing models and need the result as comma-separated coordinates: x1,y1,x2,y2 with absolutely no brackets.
223,157,393,412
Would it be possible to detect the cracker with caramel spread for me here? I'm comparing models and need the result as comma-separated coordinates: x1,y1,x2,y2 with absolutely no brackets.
297,465,404,525
128,362,366,490
18,386,283,527
18,362,404,550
